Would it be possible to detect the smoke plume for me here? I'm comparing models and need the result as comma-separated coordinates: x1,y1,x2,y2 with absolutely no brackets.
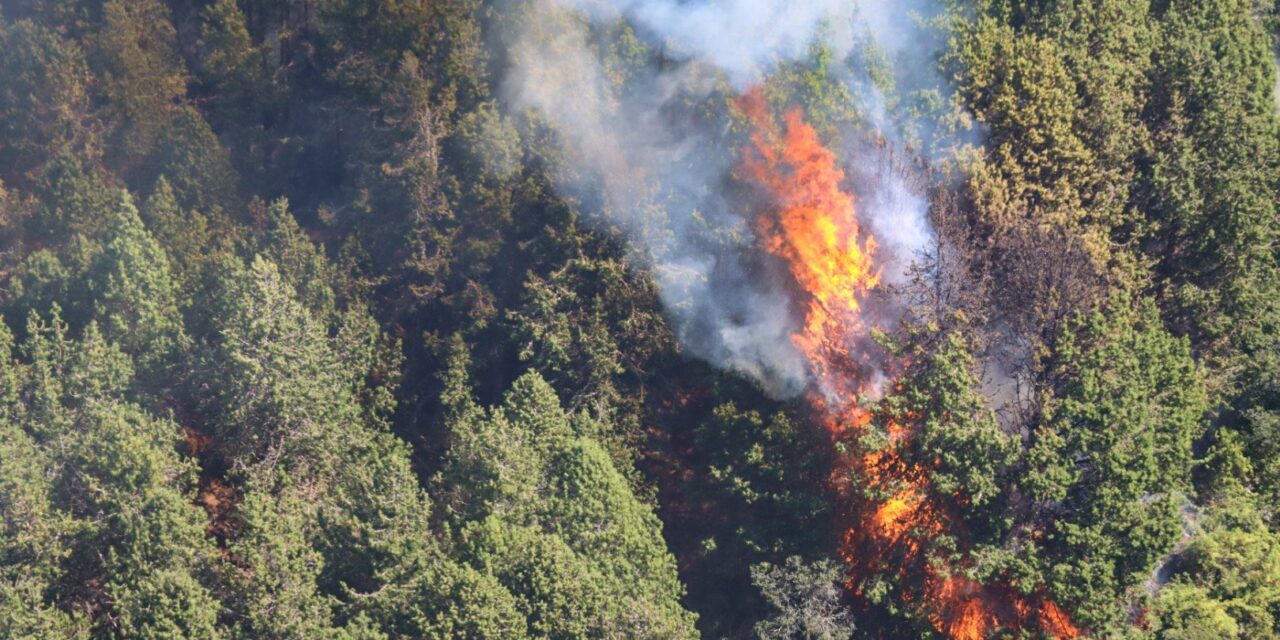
563,0,856,88
500,0,946,396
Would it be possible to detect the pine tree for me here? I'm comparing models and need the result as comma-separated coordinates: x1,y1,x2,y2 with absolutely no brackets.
1143,0,1280,513
89,189,186,384
1033,294,1207,630
141,175,215,294
94,0,187,166
437,371,699,637
0,312,219,636
0,19,91,181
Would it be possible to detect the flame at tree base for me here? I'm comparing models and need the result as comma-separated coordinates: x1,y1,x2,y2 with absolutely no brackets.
736,87,1079,640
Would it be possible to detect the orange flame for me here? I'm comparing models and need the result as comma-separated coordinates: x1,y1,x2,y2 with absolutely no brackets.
736,87,1080,640
738,88,879,406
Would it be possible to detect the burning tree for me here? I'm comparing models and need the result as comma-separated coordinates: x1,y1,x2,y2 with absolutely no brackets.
737,87,1081,640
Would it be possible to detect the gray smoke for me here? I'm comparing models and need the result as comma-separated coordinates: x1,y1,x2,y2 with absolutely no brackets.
500,0,949,397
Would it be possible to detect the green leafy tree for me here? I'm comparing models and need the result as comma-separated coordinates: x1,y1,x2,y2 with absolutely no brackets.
949,17,1103,255
139,106,238,215
460,518,614,638
1031,294,1208,631
960,0,1157,253
849,328,1018,631
255,198,338,318
28,150,113,241
222,485,342,639
0,320,88,637
141,175,218,294
437,368,699,637
1142,0,1280,512
197,254,520,639
88,189,186,384
509,254,672,439
0,312,219,637
196,0,268,127
1152,490,1280,639
895,332,1019,539
195,255,363,472
693,402,832,554
93,0,188,166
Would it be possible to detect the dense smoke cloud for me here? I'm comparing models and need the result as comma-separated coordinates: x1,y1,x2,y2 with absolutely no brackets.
501,0,945,396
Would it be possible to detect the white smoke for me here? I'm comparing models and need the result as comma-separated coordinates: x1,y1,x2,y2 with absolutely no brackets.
564,0,856,88
858,159,932,285
500,0,949,396
503,1,811,395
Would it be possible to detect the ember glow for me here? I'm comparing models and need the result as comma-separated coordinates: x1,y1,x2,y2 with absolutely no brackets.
737,88,1081,640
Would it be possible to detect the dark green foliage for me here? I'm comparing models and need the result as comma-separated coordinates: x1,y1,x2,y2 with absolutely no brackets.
0,19,91,181
940,0,1279,634
1143,0,1280,512
508,253,673,446
94,0,188,166
1032,294,1207,630
139,106,239,214
195,0,267,128
141,175,218,294
0,0,1276,636
896,332,1019,536
438,369,699,637
689,400,832,572
847,327,1019,630
28,150,114,240
0,313,220,638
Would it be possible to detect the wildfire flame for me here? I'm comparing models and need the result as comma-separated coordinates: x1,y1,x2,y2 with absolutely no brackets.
738,88,879,405
736,87,1080,640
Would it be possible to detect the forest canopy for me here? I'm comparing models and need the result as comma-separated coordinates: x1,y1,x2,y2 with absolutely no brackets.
0,0,1278,638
